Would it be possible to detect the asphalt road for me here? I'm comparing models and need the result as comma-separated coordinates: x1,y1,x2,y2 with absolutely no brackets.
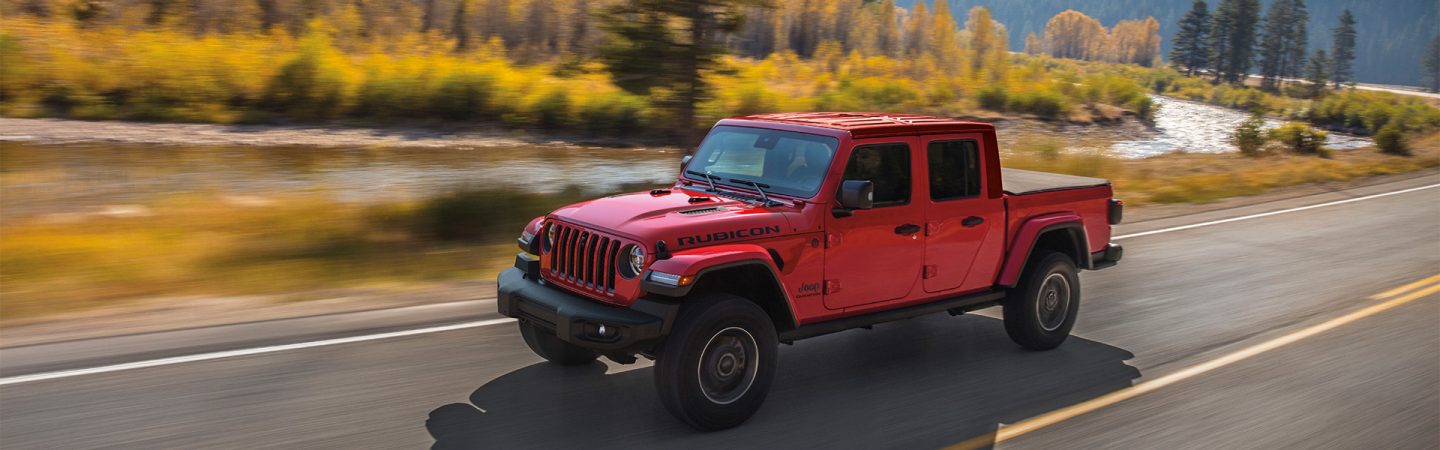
1,175,1437,449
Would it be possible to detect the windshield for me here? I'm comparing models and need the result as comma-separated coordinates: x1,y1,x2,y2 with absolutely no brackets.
684,126,839,198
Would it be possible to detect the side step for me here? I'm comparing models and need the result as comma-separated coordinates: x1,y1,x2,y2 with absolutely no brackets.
778,289,1006,343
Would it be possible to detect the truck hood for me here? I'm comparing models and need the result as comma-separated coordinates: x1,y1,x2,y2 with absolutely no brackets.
548,188,794,249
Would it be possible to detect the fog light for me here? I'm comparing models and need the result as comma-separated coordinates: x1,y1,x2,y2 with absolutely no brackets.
597,324,608,336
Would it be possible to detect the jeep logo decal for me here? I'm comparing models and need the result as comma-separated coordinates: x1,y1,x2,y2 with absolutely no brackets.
676,225,782,247
797,282,821,297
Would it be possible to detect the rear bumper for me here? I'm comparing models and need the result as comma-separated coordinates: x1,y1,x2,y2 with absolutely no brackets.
1089,244,1123,270
496,265,678,354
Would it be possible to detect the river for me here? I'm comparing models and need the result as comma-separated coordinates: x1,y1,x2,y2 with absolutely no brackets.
0,96,1373,218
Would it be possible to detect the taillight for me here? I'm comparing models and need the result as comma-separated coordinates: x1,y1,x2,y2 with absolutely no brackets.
1108,199,1124,225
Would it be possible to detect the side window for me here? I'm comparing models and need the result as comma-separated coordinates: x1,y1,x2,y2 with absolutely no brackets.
841,143,911,207
927,140,981,200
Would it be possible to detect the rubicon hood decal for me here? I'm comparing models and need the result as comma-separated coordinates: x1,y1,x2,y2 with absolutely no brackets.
676,225,783,247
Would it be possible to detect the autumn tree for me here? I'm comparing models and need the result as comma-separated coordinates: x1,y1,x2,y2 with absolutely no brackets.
1257,0,1308,90
904,1,929,57
1044,10,1106,61
1330,10,1356,88
1169,0,1211,75
1109,17,1160,66
929,0,959,63
963,6,1006,74
1024,32,1042,55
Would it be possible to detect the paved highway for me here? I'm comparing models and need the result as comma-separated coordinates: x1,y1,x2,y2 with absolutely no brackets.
1,175,1437,449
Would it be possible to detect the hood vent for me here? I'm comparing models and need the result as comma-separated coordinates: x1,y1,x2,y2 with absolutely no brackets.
678,206,724,216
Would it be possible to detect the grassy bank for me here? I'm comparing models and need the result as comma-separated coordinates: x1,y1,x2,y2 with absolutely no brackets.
4,133,1435,321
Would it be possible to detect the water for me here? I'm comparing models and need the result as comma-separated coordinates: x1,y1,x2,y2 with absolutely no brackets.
1110,95,1372,158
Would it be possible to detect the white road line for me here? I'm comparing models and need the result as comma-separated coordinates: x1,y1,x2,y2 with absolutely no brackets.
0,318,517,386
3,182,1434,386
1113,183,1440,240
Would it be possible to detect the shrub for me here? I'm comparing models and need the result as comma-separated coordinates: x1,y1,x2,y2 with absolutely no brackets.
531,89,571,129
262,51,346,120
1233,114,1268,156
579,92,647,135
430,71,495,120
1008,90,1067,119
1268,121,1328,155
976,85,1008,111
1374,124,1409,155
355,76,427,118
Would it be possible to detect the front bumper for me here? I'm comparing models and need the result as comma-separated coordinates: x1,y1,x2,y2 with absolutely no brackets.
496,263,678,353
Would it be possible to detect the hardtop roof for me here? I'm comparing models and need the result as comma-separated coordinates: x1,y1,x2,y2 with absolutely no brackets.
721,112,996,138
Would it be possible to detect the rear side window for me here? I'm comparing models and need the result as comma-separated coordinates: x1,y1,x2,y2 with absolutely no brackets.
927,140,981,200
841,143,911,207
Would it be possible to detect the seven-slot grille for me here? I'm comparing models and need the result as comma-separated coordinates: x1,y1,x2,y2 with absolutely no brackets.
545,223,623,294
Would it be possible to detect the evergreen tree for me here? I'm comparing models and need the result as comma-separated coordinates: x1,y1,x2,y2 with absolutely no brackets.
1329,9,1356,88
1424,35,1440,92
1305,49,1330,97
1169,0,1211,76
600,0,758,134
1257,0,1307,90
1210,0,1261,83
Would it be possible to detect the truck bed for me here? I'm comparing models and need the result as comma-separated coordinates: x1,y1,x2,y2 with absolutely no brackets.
1001,168,1111,195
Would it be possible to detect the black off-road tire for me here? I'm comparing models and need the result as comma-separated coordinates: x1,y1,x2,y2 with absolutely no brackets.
518,320,600,366
654,293,778,431
1004,251,1080,350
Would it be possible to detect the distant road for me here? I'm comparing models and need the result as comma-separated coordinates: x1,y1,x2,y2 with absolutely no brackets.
1,175,1437,448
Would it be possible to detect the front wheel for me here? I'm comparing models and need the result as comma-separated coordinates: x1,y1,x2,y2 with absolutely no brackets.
654,293,777,431
1003,251,1080,350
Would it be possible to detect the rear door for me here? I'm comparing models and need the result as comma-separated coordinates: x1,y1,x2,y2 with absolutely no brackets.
921,135,1005,293
823,138,925,309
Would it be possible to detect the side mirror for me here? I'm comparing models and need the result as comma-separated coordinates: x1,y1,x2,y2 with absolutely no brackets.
681,155,693,166
835,180,874,216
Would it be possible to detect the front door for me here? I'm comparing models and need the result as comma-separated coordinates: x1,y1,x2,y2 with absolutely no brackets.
823,139,926,310
921,136,1005,293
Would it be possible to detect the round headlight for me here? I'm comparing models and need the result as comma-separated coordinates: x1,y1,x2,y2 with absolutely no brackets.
624,245,646,278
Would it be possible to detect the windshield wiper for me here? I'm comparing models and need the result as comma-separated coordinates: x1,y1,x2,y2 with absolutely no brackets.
729,177,776,206
685,170,718,192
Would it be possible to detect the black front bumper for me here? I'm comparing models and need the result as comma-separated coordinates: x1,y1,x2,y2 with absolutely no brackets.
496,264,678,353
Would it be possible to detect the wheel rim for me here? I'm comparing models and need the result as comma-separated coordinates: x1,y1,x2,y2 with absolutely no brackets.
1036,272,1071,332
697,326,759,405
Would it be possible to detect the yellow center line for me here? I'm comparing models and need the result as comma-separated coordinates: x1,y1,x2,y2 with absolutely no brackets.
947,275,1440,450
1368,274,1440,300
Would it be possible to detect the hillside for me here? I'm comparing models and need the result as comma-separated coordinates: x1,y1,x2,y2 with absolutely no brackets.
910,0,1437,86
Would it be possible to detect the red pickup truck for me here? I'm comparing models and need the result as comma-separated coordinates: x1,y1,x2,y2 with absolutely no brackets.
498,112,1123,430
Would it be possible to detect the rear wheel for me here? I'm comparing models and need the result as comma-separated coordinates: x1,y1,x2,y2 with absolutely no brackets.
518,320,599,365
1004,251,1080,350
654,293,777,431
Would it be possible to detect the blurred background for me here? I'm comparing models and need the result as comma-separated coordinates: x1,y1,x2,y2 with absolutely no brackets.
0,0,1437,447
2,0,1437,326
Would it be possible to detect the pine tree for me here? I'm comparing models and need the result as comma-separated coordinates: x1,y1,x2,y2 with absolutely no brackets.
1305,49,1330,97
601,0,758,134
1170,0,1211,76
1423,35,1440,92
1210,0,1260,83
1330,9,1356,88
1257,0,1307,90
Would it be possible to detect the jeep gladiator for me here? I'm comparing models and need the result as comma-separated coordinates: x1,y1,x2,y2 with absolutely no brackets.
497,112,1123,430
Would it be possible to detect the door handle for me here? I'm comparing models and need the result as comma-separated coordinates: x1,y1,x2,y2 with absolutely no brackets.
895,224,921,235
961,216,985,227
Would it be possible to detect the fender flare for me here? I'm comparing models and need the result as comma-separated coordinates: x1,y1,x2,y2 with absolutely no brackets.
996,213,1090,287
640,244,796,327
